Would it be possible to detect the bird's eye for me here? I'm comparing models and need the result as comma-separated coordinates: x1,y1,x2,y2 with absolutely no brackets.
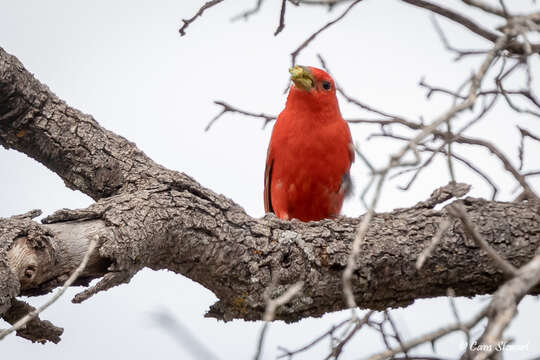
322,81,331,91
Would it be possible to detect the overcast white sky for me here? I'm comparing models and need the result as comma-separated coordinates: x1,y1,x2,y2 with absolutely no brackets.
1,1,540,359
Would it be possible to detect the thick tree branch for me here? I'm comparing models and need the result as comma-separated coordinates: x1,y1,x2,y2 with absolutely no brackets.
2,189,540,326
1,47,540,345
0,46,191,200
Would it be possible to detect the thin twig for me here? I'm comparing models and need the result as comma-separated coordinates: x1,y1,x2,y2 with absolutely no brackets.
293,0,354,5
277,318,351,358
431,15,489,61
206,101,276,131
231,0,265,21
179,0,225,36
253,281,304,360
496,63,540,118
402,0,500,43
274,0,288,35
466,253,540,360
263,281,304,322
447,202,518,277
385,311,410,359
498,0,510,17
462,0,506,17
524,170,540,177
395,140,500,199
416,219,451,270
446,120,456,183
290,0,363,66
367,308,488,360
325,310,374,359
402,0,540,54
253,323,270,360
518,126,540,170
447,288,472,348
395,93,498,193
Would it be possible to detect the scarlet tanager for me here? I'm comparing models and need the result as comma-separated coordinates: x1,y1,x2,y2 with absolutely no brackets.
264,66,354,222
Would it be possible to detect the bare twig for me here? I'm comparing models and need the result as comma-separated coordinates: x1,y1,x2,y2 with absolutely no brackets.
206,101,276,131
319,54,406,120
325,310,374,359
263,282,304,322
446,289,461,325
524,170,540,177
465,253,540,360
179,0,225,36
447,288,472,348
395,93,498,192
385,311,410,359
402,0,540,54
455,134,538,200
274,0,288,35
447,202,518,277
401,0,500,43
431,15,489,61
253,281,304,360
446,121,456,182
367,308,488,360
462,0,506,17
379,135,500,199
356,84,534,200
420,77,468,99
416,219,451,270
231,0,265,21
277,318,351,358
290,0,364,66
152,310,221,360
518,126,540,170
353,143,378,209
253,323,270,360
342,191,379,309
498,0,510,18
292,0,354,5
496,65,540,118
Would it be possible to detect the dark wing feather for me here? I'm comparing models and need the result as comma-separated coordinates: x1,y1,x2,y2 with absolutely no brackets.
264,157,274,214
342,141,356,199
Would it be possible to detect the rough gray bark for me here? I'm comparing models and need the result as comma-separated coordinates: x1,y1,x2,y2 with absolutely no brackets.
1,46,539,343
1,299,63,344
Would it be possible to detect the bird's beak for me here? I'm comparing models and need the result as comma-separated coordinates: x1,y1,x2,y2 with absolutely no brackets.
289,66,315,91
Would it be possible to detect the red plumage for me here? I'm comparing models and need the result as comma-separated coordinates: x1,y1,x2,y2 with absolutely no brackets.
264,66,354,222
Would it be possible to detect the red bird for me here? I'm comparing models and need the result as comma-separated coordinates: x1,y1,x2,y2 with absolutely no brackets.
264,66,354,222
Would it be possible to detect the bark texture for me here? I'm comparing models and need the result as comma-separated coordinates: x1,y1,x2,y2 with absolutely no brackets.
1,46,539,343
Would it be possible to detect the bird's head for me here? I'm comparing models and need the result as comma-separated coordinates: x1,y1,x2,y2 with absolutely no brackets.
289,65,335,94
288,65,338,112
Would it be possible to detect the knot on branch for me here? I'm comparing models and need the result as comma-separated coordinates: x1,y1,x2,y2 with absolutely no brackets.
414,182,471,209
1,215,56,301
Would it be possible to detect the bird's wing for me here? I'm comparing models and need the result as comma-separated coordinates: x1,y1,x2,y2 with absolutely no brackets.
264,152,274,214
348,141,355,164
341,138,355,199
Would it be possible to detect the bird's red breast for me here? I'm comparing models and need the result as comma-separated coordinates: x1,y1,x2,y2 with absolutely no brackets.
264,66,354,222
